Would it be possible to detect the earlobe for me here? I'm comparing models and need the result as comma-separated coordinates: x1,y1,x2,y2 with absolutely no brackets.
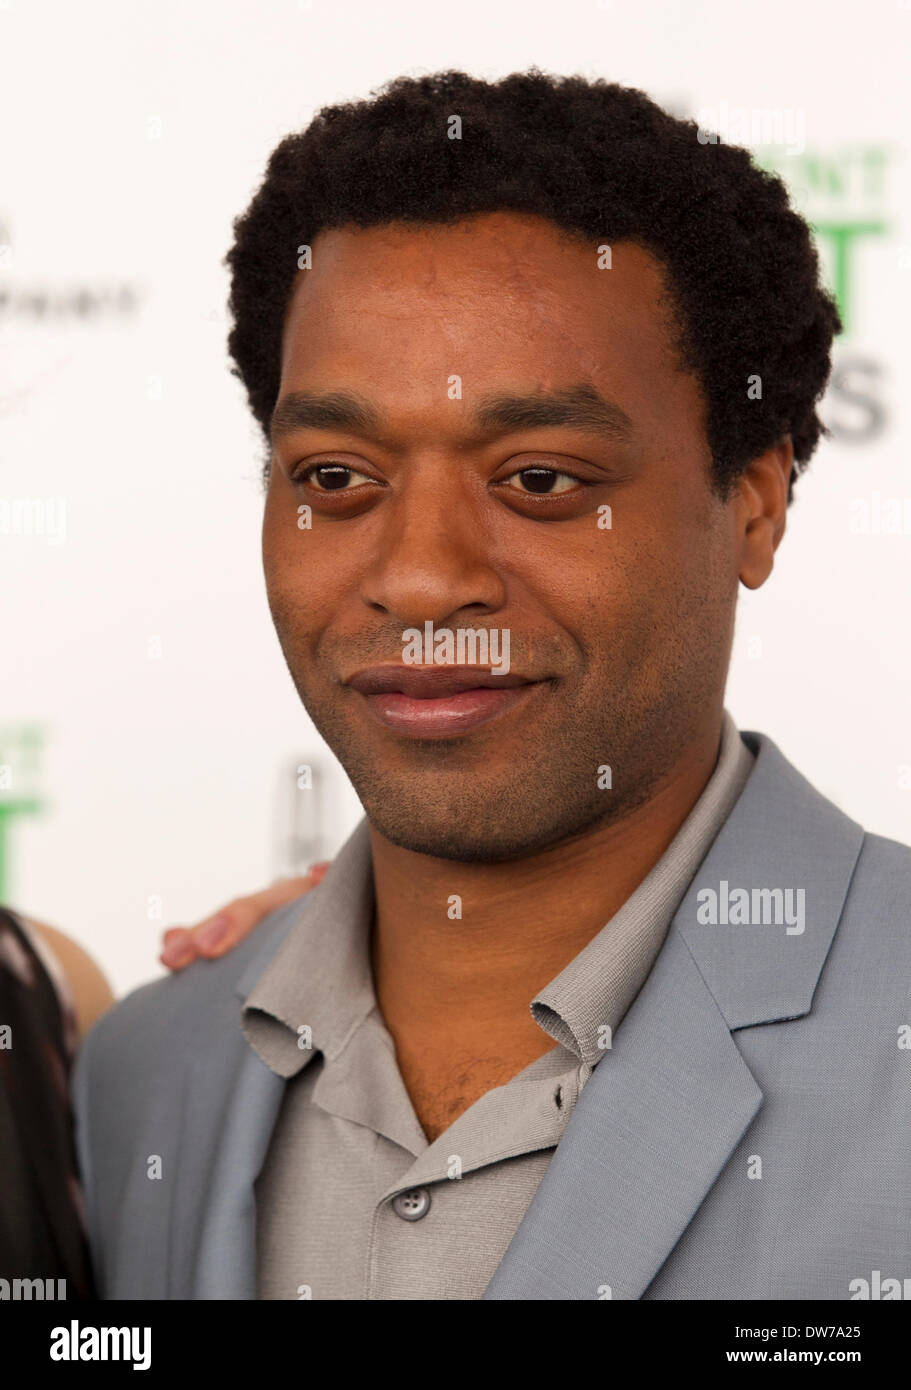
736,439,792,590
739,516,777,590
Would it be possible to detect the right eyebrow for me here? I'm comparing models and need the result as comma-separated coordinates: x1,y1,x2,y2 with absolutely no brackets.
270,390,381,444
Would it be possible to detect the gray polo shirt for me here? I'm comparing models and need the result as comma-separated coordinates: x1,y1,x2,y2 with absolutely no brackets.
243,710,754,1299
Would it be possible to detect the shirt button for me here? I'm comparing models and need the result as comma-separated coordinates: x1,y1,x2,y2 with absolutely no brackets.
391,1187,432,1221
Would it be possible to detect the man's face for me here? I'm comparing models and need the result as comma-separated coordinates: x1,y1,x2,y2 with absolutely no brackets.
263,212,741,862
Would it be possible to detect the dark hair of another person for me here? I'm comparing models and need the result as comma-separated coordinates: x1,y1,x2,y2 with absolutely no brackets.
225,68,841,502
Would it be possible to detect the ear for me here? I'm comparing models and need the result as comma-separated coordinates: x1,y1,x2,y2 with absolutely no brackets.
736,437,792,590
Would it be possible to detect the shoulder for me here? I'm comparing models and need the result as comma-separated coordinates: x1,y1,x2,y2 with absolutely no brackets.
832,829,911,982
806,828,911,1029
73,892,308,1097
846,829,911,929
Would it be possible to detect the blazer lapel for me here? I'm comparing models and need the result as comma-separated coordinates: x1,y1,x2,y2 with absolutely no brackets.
183,1048,286,1298
483,928,762,1299
484,731,865,1300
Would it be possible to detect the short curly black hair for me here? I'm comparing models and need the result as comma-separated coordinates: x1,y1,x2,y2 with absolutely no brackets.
225,68,841,502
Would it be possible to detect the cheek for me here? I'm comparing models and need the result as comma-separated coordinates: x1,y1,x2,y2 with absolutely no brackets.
262,496,317,638
261,504,292,611
262,495,362,651
544,513,708,671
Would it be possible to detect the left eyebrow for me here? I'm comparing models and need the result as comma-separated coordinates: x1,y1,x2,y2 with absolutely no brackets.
472,384,635,443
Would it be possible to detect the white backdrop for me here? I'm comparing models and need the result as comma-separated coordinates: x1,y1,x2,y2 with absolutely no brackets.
1,0,909,996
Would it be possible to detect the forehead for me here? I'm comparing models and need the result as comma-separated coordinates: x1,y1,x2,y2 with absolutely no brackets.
278,212,689,422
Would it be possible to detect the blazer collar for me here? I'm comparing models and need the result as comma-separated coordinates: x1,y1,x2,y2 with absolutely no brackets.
677,729,864,1030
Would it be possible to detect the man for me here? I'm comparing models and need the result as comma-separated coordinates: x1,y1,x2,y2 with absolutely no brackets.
72,69,911,1300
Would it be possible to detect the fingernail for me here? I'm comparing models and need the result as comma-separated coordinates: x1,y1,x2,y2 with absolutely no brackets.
161,940,194,967
195,914,230,952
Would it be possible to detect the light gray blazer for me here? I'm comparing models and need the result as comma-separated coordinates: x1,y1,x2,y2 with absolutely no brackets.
71,731,911,1300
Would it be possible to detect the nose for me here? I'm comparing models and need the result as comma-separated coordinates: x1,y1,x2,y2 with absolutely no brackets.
358,466,506,630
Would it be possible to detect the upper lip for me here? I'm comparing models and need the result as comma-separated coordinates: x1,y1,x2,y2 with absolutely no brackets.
346,665,537,698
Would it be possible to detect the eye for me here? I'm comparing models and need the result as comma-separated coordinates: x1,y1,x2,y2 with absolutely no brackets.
297,462,375,492
502,467,582,495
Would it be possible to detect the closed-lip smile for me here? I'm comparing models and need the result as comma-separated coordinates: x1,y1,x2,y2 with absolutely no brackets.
344,665,544,737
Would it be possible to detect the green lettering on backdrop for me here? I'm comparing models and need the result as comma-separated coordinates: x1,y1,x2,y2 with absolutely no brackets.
0,724,46,901
756,144,892,335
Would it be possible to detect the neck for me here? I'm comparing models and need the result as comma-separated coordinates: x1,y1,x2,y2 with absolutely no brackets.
369,708,725,1060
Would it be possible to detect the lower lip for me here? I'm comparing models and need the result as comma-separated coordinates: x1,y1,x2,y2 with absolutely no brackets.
359,685,538,737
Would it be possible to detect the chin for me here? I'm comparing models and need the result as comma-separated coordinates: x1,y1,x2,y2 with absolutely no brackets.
372,822,545,863
362,793,609,864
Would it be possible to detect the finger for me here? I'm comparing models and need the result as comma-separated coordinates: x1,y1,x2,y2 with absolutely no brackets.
160,928,195,970
187,873,319,960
